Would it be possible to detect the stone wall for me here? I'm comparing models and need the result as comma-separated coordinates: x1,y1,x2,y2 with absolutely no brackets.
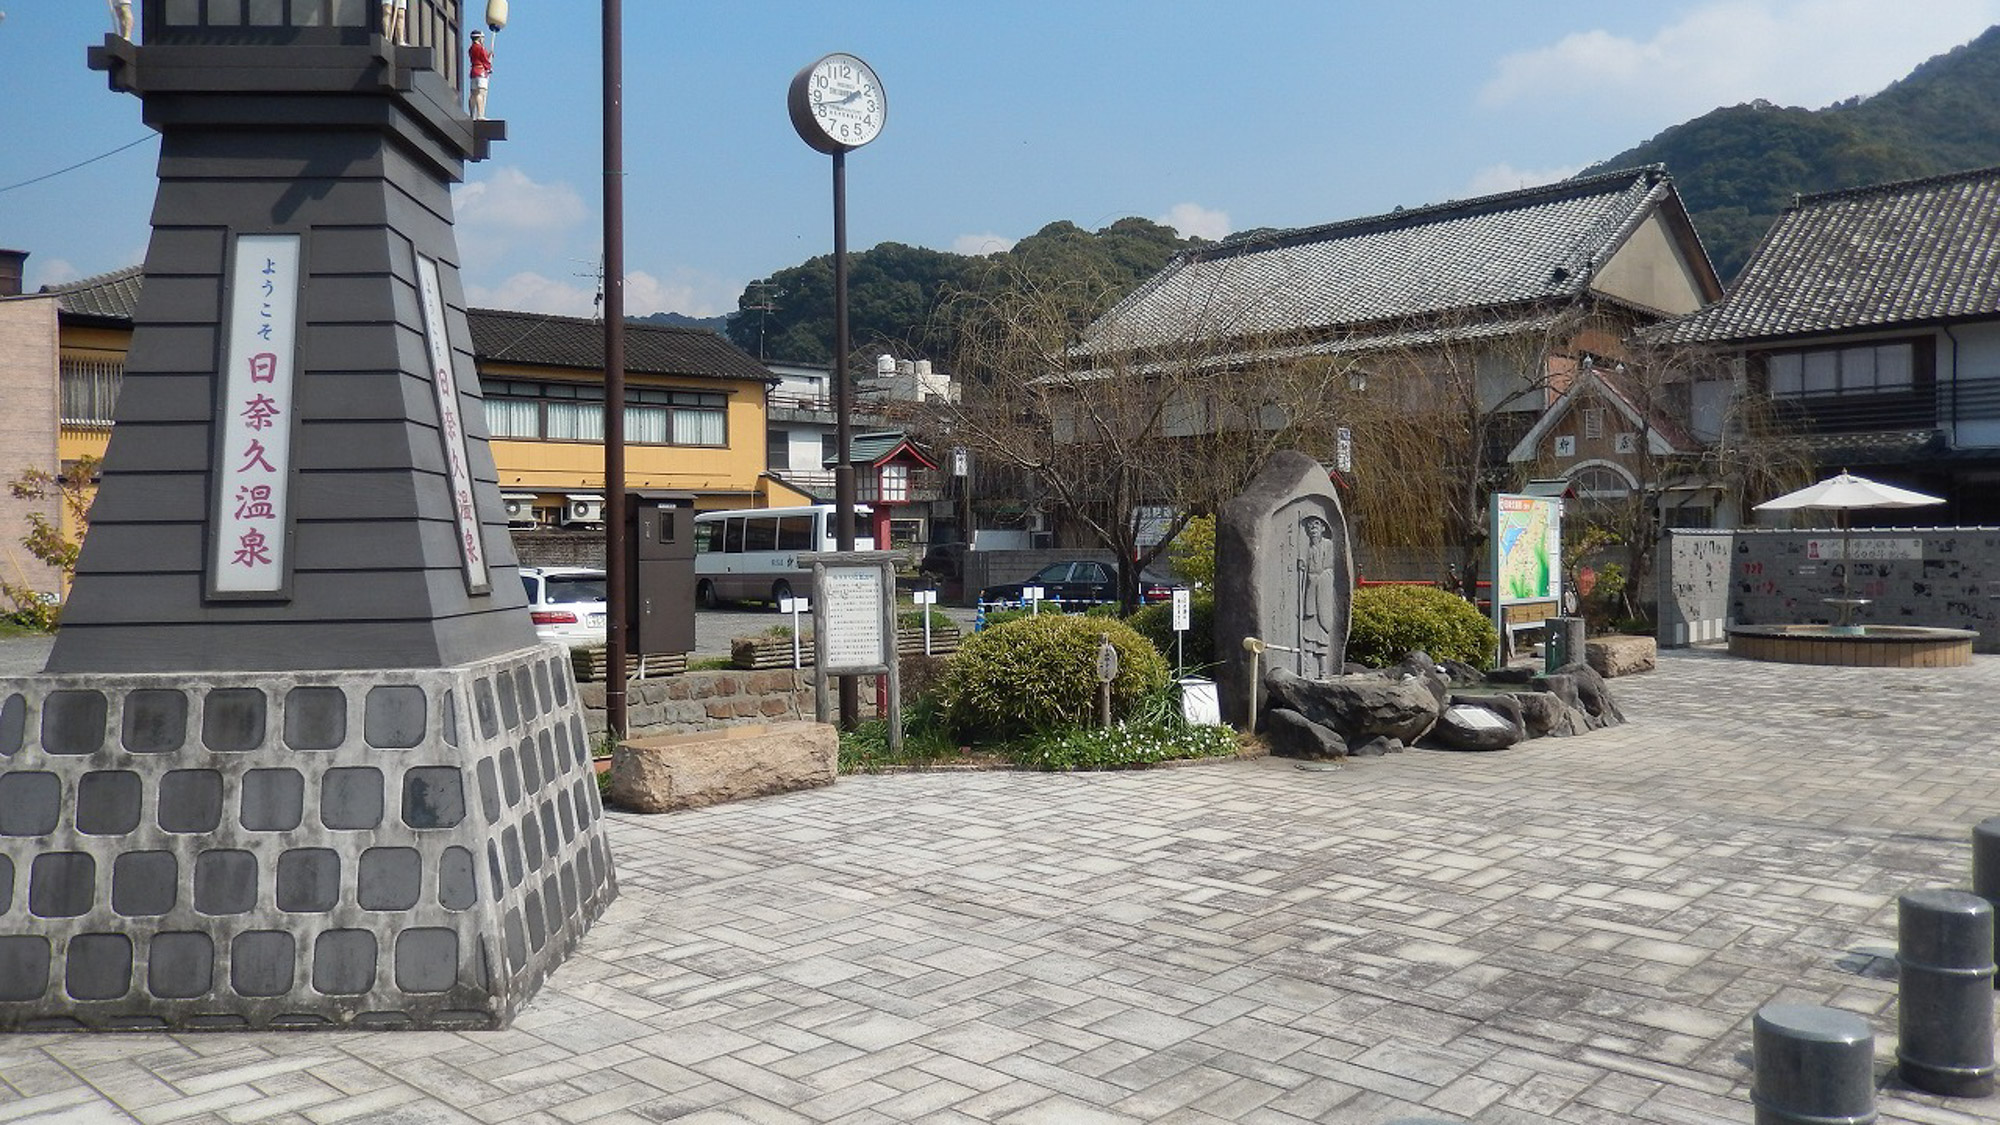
514,530,607,571
1657,531,1733,647
575,669,817,742
1656,527,2000,651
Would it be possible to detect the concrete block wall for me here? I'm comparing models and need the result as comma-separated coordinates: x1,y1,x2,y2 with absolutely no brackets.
1658,531,1733,647
1657,527,2000,651
0,297,61,601
576,670,815,742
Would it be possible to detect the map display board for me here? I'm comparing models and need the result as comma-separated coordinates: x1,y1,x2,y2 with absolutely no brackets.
1489,494,1563,657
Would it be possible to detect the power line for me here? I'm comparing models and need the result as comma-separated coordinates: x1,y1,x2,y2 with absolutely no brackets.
0,135,154,195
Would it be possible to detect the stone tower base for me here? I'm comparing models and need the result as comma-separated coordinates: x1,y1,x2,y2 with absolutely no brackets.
0,645,615,1030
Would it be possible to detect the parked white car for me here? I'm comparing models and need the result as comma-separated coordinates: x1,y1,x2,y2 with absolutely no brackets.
520,566,608,646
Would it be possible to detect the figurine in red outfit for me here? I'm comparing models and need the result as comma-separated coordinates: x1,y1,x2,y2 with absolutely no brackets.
468,30,494,119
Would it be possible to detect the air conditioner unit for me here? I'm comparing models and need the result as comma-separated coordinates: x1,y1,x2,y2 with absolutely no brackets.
502,493,538,527
562,495,605,526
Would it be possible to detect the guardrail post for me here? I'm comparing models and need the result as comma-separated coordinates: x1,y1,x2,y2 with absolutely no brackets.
1973,816,2000,980
1897,888,1996,1097
1750,1003,1876,1125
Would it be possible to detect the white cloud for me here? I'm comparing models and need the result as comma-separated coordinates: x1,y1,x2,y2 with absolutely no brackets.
25,258,81,288
1480,0,2000,123
1160,202,1231,241
455,166,588,235
1463,163,1584,197
454,167,589,274
951,232,1017,257
466,271,600,318
466,268,738,320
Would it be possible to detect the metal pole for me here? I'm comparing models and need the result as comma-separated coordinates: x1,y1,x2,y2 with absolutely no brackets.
832,149,858,728
601,0,629,741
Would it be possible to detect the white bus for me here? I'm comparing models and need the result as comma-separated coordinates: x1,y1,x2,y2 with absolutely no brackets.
693,504,874,608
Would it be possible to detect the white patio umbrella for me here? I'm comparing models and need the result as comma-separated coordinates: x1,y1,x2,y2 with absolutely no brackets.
1752,470,1944,627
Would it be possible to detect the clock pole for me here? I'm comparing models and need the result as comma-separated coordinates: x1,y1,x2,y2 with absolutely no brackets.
831,147,859,728
790,52,884,731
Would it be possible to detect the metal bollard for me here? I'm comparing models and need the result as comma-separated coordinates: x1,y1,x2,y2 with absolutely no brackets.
1751,1003,1876,1125
1545,616,1586,673
1974,816,2000,982
1897,888,1996,1097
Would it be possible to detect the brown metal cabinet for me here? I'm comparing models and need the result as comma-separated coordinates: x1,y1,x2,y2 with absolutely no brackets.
626,491,696,656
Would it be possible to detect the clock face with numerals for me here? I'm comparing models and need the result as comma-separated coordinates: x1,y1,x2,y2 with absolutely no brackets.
789,53,886,154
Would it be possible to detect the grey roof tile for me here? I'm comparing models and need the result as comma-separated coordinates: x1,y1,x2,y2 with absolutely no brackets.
467,308,773,383
37,265,144,321
1081,166,1679,353
1651,165,2000,345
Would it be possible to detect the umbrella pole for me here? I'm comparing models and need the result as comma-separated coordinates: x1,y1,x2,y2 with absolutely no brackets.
1840,510,1852,627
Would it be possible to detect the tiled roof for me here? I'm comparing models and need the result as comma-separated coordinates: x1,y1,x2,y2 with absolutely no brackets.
25,268,769,384
1651,165,2000,345
826,431,934,468
468,308,774,383
1080,166,1684,353
37,265,144,321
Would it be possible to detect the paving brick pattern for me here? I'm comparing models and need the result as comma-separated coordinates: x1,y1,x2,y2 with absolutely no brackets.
3,648,1998,1123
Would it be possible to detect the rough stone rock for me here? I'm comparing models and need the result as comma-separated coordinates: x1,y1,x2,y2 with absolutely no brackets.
1432,702,1525,750
1534,662,1626,731
1482,665,1539,686
1347,734,1403,757
611,721,836,813
1392,653,1451,706
1265,667,1440,744
1449,692,1524,731
1440,659,1487,687
1511,691,1568,738
1587,634,1657,678
1263,708,1347,759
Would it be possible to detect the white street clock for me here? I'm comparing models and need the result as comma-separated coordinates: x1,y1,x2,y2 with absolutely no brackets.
789,53,886,154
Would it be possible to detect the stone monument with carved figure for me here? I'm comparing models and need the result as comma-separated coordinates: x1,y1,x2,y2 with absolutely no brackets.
1215,452,1354,726
0,1,611,1031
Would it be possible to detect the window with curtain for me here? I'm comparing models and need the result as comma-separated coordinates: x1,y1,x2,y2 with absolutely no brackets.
484,398,540,439
544,401,604,442
626,404,670,444
672,407,725,446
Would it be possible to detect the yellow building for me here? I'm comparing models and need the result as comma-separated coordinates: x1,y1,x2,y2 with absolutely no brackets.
0,259,802,597
466,307,812,528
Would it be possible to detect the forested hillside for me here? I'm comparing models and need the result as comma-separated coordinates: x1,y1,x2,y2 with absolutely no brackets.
1588,25,2000,278
722,218,1202,365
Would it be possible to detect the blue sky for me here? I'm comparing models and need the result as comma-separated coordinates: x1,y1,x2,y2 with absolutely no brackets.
5,1,1999,321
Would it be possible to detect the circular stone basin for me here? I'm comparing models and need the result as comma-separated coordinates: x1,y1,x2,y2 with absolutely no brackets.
1727,624,1977,668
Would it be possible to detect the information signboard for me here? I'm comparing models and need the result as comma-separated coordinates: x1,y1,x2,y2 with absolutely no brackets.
820,566,886,672
211,233,301,597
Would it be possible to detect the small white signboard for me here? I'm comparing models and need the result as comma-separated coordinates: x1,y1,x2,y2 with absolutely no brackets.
211,233,301,597
821,566,886,671
415,253,491,594
1171,587,1191,633
1807,537,1924,561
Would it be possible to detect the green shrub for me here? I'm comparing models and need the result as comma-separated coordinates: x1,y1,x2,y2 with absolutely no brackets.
1169,515,1216,589
1011,721,1237,771
1347,584,1496,669
838,696,959,773
1127,592,1215,673
897,607,955,631
937,614,1170,740
978,604,1062,630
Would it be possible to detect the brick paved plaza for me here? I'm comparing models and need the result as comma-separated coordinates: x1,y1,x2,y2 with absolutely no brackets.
3,648,1998,1124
